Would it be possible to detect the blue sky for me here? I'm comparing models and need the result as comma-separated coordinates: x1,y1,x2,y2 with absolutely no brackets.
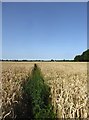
2,2,87,60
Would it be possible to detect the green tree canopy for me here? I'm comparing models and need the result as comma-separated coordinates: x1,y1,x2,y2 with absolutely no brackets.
74,49,89,61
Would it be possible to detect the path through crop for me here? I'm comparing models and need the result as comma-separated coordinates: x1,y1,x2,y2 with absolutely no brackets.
9,64,55,119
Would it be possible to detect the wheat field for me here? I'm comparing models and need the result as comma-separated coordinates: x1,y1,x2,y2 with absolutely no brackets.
1,62,88,119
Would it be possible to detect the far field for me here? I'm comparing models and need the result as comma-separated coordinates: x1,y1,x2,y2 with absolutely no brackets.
1,62,88,119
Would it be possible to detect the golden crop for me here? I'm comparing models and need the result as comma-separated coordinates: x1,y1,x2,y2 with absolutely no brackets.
1,62,88,119
1,62,34,119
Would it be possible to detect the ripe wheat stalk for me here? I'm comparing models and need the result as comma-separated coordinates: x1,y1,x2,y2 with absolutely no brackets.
1,62,88,118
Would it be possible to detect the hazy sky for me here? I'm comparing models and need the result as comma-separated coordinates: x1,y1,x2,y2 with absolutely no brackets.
2,2,87,60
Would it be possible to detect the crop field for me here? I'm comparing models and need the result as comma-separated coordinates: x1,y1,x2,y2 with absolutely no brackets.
1,62,89,119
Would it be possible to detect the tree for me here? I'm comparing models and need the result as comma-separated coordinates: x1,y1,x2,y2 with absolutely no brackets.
74,49,89,61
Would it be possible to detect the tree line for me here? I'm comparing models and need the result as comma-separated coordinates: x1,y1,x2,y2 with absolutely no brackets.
1,49,89,62
74,49,89,62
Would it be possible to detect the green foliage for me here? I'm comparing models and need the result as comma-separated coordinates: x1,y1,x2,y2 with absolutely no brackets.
51,59,54,62
23,64,56,119
74,49,89,61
